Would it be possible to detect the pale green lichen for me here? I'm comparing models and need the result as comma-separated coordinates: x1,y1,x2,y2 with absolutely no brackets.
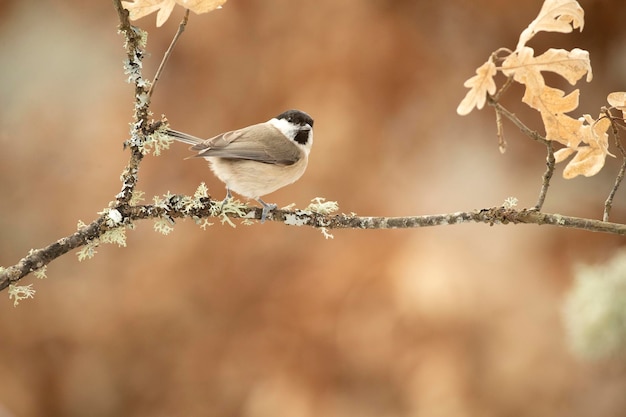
120,26,148,49
130,190,145,205
100,228,127,247
219,199,248,228
305,197,339,214
281,198,338,239
154,217,175,235
503,196,518,209
123,58,142,84
137,91,150,106
138,128,173,156
220,215,237,228
197,218,214,230
563,251,626,359
153,192,173,210
194,182,209,199
77,243,98,262
76,220,98,261
137,27,148,48
181,183,210,214
8,284,35,307
33,265,47,280
320,227,334,240
76,218,127,261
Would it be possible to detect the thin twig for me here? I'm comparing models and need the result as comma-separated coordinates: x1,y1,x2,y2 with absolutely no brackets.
603,108,626,221
147,9,190,100
493,74,514,101
487,97,549,145
495,107,506,153
492,76,515,153
534,141,555,211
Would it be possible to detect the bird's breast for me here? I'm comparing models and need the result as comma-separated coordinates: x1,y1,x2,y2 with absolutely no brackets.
206,155,308,199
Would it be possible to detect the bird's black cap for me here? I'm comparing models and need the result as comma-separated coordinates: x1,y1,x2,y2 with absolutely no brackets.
275,109,314,127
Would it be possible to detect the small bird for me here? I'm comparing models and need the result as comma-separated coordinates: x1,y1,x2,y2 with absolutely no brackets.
166,109,314,222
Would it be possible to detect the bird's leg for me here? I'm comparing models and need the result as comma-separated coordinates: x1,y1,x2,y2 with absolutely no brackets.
256,198,277,223
220,188,232,212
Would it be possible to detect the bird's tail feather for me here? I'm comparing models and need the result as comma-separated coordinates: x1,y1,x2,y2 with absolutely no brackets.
166,129,204,146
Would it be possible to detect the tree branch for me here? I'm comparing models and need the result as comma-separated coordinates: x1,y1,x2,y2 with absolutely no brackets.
118,200,626,235
1,218,109,291
113,0,149,205
4,202,626,291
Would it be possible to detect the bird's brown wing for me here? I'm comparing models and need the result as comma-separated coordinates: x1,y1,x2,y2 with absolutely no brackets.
192,123,301,165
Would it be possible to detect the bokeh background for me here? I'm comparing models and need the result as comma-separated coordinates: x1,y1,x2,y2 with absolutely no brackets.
1,0,626,415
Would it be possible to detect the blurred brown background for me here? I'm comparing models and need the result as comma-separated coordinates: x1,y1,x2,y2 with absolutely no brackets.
1,0,626,416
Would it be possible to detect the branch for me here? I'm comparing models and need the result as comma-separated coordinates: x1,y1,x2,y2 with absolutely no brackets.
1,218,109,291
603,107,626,221
113,0,150,205
534,141,555,211
4,202,626,291
120,201,626,235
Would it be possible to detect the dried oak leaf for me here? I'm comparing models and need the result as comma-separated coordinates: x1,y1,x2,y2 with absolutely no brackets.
529,48,592,84
456,60,497,116
607,92,626,119
501,47,591,95
122,0,227,27
501,46,545,94
517,0,584,49
501,46,591,147
524,86,582,146
554,114,613,179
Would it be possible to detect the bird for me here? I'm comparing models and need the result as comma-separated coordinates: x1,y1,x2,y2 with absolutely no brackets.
166,109,314,222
